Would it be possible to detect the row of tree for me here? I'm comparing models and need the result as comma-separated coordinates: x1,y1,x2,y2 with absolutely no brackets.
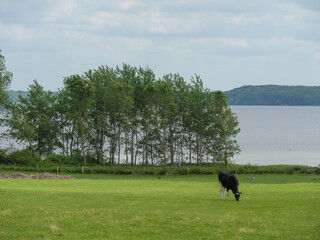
0,51,240,167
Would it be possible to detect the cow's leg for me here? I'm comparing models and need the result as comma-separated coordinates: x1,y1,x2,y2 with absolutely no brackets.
219,182,225,200
226,190,229,200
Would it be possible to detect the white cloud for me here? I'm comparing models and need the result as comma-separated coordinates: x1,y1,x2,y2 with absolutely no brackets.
277,4,320,23
0,22,9,37
315,52,320,61
64,30,86,40
83,8,203,35
0,22,33,41
117,0,137,10
141,9,202,35
220,38,248,48
150,24,168,34
44,0,78,21
230,15,260,25
189,37,248,49
88,11,123,27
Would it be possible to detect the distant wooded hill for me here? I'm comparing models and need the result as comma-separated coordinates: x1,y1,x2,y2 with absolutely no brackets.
6,90,28,102
225,85,320,106
7,85,320,106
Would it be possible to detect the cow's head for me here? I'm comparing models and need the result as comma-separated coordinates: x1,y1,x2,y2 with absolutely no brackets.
235,192,242,201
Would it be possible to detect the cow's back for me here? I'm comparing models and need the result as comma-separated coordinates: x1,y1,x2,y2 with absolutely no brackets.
218,171,239,190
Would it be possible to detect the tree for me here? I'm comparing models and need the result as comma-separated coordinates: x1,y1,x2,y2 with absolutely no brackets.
115,65,135,167
172,75,189,165
0,50,13,108
85,66,115,163
213,91,241,168
154,79,176,166
107,80,134,166
20,80,58,156
188,75,209,166
137,67,156,166
55,89,75,156
4,80,58,158
4,101,37,158
63,75,93,166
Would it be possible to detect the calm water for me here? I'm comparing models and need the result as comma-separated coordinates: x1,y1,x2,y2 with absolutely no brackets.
231,106,320,167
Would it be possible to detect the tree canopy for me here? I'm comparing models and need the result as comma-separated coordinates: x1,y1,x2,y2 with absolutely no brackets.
2,63,240,167
0,50,12,107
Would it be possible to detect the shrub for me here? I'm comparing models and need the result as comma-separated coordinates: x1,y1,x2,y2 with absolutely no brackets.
174,167,189,175
144,167,155,175
0,149,8,164
45,154,82,166
45,154,66,164
116,167,133,175
7,150,41,166
157,168,167,175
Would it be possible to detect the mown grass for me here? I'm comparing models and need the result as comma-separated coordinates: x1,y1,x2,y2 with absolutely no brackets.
0,175,319,239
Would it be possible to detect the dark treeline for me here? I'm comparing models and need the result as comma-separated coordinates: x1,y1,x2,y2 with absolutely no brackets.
1,63,240,168
225,85,320,106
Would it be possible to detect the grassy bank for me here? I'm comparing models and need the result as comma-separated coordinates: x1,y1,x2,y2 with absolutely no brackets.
0,175,319,239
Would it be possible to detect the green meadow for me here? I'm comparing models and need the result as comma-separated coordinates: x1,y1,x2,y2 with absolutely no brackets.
1,174,319,239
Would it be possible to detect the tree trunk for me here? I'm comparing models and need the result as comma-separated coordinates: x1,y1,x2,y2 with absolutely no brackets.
199,134,203,166
196,135,200,166
109,140,113,164
80,122,86,166
125,127,128,168
99,124,105,163
131,126,135,166
118,130,121,165
189,132,192,164
151,144,154,165
224,136,228,169
70,124,75,156
212,153,215,167
145,120,149,166
169,122,175,166
134,131,139,165
27,137,36,160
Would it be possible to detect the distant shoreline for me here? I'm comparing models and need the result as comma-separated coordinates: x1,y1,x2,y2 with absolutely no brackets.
225,85,320,106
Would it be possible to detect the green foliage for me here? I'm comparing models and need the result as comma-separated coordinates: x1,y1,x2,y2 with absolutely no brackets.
0,149,7,164
5,149,41,166
226,85,320,106
0,50,13,106
3,80,59,158
63,75,94,166
45,154,80,166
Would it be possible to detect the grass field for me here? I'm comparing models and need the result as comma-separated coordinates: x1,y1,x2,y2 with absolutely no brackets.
0,174,319,239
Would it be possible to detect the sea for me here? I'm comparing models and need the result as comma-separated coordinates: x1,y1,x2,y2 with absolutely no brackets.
231,106,320,167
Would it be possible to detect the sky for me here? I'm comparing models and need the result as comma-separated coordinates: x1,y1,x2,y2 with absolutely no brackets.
0,0,319,92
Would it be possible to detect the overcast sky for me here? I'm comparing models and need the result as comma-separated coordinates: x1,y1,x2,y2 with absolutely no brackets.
1,0,319,91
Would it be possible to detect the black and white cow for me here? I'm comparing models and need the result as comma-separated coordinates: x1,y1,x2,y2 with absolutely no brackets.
218,171,242,201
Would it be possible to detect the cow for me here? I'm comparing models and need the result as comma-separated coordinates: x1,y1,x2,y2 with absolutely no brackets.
218,171,242,201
